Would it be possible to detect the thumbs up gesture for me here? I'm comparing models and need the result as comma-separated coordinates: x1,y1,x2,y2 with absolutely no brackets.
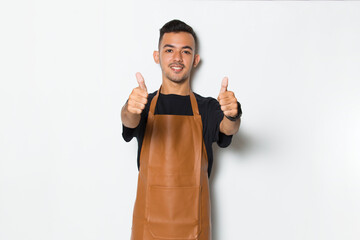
217,77,239,118
127,72,148,115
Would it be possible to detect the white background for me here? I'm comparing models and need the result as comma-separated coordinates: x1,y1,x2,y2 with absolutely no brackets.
1,1,360,239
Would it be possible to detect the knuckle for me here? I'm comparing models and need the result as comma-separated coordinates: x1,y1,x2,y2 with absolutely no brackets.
128,107,135,114
131,88,138,94
129,92,137,99
133,87,141,94
127,99,134,106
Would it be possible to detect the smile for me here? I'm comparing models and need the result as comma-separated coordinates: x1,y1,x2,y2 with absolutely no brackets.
170,64,184,73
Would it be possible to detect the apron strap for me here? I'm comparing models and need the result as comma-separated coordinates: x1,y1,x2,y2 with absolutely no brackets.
149,86,200,117
149,88,160,115
189,91,200,116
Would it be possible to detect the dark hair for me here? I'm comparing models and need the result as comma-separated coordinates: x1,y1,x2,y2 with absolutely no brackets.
159,19,198,49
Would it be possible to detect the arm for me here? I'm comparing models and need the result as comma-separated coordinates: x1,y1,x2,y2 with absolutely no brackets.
121,102,142,128
220,114,241,136
121,72,148,128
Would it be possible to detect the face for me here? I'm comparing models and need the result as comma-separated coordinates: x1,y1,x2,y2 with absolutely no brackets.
154,32,200,84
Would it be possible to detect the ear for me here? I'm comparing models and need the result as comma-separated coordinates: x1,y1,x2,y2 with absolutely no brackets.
153,51,160,64
193,54,200,68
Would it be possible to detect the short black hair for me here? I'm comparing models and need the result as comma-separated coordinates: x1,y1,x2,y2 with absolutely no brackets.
159,19,198,49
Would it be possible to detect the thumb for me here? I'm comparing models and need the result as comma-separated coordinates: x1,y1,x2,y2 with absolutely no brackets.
220,76,228,93
136,72,147,92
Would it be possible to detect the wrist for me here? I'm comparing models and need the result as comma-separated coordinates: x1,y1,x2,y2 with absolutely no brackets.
225,102,242,121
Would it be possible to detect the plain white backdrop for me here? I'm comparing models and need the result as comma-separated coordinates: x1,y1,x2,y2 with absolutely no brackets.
1,1,360,239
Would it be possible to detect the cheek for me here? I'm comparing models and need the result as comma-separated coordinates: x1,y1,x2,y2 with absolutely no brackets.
185,56,194,66
160,55,171,64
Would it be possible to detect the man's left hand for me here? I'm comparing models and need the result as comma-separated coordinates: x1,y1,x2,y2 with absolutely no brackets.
217,77,238,118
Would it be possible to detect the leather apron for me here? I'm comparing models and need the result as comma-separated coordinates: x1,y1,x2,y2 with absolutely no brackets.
131,88,211,240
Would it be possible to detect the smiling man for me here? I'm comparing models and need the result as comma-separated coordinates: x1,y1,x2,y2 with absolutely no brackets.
121,20,242,240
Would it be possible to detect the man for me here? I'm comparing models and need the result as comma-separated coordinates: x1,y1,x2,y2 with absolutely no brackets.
121,20,241,240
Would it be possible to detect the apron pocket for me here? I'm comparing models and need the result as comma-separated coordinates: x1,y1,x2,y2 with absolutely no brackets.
148,185,201,239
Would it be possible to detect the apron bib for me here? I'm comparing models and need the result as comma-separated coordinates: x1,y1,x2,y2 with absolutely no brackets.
131,88,211,240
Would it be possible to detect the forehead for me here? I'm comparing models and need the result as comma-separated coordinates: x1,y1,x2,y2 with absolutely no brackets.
160,32,196,49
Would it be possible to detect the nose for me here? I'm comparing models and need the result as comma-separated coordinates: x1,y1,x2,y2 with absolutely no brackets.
173,50,183,62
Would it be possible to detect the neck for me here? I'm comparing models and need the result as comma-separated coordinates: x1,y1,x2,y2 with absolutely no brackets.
161,77,191,95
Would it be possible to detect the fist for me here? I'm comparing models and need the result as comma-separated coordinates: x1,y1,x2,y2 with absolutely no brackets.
127,72,148,115
217,77,238,118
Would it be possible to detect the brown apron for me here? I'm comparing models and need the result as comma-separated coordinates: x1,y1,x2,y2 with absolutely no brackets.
131,88,211,240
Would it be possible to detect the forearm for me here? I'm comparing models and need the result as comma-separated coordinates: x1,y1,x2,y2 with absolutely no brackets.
220,116,241,136
121,102,141,128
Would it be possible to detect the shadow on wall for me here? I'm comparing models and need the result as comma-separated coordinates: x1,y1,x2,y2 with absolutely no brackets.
209,129,254,240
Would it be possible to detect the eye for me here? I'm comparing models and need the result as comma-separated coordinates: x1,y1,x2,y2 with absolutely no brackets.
165,49,173,53
183,50,191,55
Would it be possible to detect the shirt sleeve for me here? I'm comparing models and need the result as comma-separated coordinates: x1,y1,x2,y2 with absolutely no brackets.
122,125,138,142
207,98,233,148
121,108,148,142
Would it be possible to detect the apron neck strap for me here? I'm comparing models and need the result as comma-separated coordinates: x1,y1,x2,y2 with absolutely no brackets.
189,90,200,116
149,86,200,116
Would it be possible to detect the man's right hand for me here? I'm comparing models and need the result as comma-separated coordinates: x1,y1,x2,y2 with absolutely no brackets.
127,72,148,115
121,72,148,128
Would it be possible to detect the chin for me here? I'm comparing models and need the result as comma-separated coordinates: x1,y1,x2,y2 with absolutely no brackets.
169,77,188,84
166,73,189,84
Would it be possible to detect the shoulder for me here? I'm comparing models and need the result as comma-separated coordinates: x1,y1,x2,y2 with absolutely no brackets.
144,91,158,110
148,90,157,101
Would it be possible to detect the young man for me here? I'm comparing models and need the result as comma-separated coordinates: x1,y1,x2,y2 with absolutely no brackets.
121,20,241,240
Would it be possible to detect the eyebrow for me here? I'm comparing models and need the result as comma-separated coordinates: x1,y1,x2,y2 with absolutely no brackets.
163,44,193,51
